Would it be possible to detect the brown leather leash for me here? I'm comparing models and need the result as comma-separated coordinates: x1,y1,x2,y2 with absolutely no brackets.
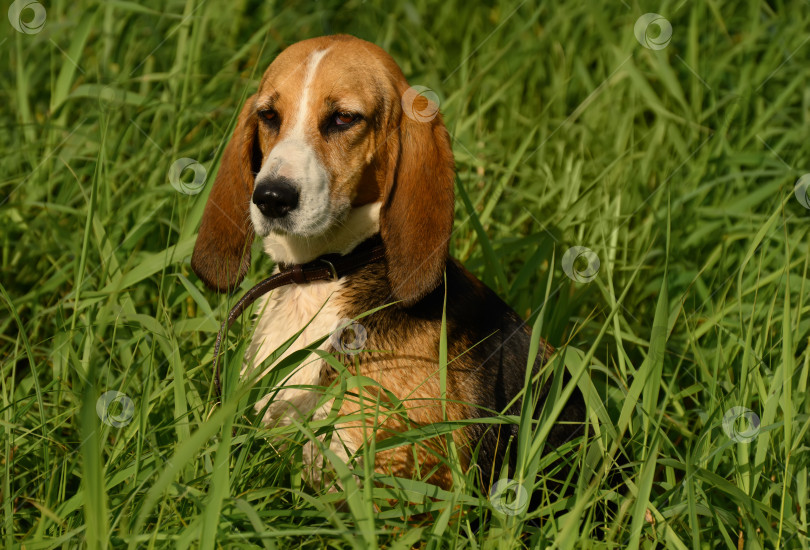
211,236,386,399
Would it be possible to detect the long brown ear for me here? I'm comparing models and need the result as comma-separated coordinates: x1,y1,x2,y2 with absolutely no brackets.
380,87,455,306
191,94,259,292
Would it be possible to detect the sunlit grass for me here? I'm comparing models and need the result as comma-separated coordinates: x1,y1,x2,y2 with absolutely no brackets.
2,0,809,548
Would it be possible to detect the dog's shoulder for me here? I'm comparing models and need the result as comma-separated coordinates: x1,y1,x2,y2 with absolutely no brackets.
337,256,550,391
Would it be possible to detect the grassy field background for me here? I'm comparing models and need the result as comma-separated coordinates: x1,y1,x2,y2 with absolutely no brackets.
2,0,809,547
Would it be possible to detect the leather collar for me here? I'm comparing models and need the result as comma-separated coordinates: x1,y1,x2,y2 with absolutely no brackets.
211,235,386,398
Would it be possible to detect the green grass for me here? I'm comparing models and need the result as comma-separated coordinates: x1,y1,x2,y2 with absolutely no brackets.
2,0,809,547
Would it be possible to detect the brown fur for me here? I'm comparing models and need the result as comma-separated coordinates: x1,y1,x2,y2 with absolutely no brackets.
321,259,584,491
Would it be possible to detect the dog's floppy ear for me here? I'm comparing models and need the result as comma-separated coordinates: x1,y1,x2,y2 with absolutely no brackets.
380,86,455,306
191,94,259,292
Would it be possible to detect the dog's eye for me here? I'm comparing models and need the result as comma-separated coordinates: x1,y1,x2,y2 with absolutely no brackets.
324,111,362,135
259,109,277,122
334,112,356,126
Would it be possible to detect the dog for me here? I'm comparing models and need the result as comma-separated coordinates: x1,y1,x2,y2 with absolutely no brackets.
191,34,584,492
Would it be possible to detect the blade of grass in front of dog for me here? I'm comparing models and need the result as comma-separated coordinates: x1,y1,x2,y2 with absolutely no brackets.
427,494,457,549
389,528,428,550
438,272,464,492
291,419,372,550
440,273,448,418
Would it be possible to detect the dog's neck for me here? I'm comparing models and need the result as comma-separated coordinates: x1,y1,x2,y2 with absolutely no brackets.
262,202,381,265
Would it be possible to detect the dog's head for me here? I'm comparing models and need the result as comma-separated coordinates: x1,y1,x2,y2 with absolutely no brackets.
191,35,454,305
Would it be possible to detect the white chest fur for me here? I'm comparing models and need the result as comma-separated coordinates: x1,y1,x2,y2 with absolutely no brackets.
243,202,381,486
244,278,359,488
245,278,344,426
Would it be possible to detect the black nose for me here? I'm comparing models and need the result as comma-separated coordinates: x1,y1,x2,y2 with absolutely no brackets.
252,179,299,218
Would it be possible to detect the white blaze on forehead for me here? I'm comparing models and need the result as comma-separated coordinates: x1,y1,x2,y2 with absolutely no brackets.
290,48,330,140
251,47,338,238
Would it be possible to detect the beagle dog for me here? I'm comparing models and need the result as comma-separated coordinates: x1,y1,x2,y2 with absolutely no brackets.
192,35,583,491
